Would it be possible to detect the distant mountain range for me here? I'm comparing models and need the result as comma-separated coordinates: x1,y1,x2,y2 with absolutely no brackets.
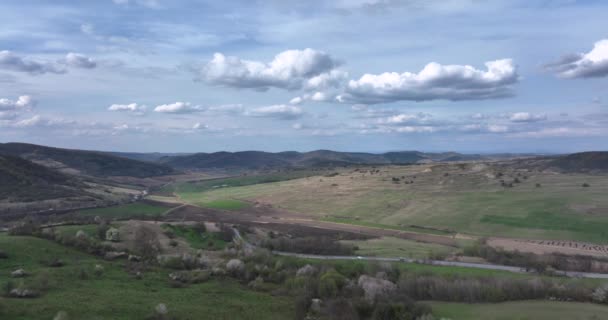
0,142,606,205
0,143,176,178
155,150,517,170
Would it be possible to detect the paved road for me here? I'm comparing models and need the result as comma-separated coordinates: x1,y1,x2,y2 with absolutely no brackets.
232,228,608,279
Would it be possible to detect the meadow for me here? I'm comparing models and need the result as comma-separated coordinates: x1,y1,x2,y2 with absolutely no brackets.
75,202,171,219
430,301,608,320
0,233,293,319
171,164,608,243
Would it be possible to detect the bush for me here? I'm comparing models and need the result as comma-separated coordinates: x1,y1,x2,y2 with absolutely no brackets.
262,237,355,255
319,270,347,298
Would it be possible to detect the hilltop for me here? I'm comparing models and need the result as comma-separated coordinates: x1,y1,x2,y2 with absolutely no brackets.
0,143,176,178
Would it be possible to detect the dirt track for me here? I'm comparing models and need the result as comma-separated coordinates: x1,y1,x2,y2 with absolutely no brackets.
165,204,460,247
488,238,608,257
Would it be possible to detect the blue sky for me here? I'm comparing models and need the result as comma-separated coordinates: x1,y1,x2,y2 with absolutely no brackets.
1,0,607,153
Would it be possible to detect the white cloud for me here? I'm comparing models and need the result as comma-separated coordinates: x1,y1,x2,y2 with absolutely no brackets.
0,51,97,75
380,113,433,125
510,127,605,138
545,39,608,78
154,102,204,113
509,112,547,122
487,124,509,133
0,95,36,111
247,104,303,120
108,103,147,114
0,51,65,75
289,96,304,105
192,122,208,130
11,115,76,128
305,69,348,90
200,49,341,91
338,59,519,103
65,53,97,69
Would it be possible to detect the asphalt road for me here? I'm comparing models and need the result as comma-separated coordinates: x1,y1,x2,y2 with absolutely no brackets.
232,228,608,279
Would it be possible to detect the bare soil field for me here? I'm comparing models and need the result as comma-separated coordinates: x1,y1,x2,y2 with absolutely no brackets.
488,238,608,257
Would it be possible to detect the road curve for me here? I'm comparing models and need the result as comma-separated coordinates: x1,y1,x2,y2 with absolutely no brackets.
232,228,608,279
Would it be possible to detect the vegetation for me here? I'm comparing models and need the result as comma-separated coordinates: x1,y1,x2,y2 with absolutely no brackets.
431,301,608,320
342,237,457,259
75,202,170,219
162,224,230,250
0,155,83,202
0,234,293,319
201,199,249,211
0,142,175,178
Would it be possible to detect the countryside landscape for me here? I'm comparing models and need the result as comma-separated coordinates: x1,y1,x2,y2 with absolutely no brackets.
2,1,608,319
1,143,608,319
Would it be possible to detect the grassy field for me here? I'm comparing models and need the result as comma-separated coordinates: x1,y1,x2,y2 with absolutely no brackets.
75,202,170,219
0,233,293,319
202,199,249,211
162,224,228,250
430,301,608,320
173,164,608,243
342,236,458,259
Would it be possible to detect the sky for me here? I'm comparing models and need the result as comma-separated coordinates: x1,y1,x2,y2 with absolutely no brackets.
1,0,607,153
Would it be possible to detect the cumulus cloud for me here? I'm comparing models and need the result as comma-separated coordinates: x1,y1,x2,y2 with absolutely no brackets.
338,59,519,104
0,51,97,75
246,105,303,120
0,51,65,74
154,102,204,113
108,103,147,114
380,113,433,125
509,112,547,122
0,95,36,111
289,91,337,104
192,122,208,130
65,53,97,69
545,39,608,78
11,115,76,128
199,49,341,91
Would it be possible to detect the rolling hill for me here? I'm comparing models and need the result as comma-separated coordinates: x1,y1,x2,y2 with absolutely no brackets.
0,155,85,201
547,152,608,173
0,143,176,178
159,150,487,170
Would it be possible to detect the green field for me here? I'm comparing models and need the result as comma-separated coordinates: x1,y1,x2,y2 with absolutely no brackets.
163,170,323,194
201,199,249,211
173,164,608,243
0,233,293,319
162,224,228,250
75,202,170,219
430,301,608,320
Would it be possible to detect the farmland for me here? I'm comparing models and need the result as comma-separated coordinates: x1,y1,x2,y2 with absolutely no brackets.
170,163,608,243
430,301,608,320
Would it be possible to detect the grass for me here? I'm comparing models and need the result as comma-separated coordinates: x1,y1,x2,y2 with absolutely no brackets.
162,224,228,250
174,164,608,243
202,199,249,211
164,170,322,194
0,233,293,319
430,300,608,320
75,202,169,219
323,217,453,235
342,236,458,259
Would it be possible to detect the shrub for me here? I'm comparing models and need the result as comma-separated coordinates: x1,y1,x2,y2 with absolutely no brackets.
319,270,347,298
